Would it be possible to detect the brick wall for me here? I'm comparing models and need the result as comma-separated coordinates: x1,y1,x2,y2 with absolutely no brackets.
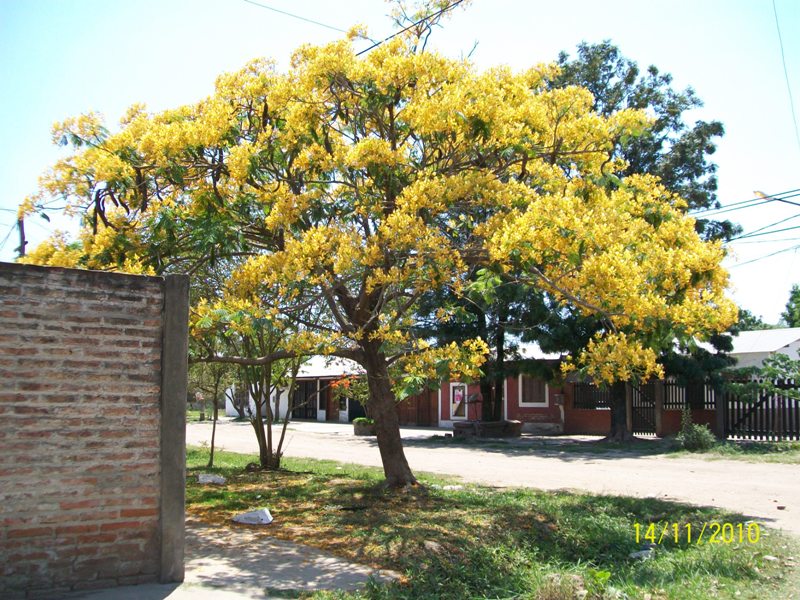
0,263,187,598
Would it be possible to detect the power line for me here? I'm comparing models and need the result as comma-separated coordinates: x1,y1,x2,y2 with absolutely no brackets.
356,0,465,56
730,214,800,241
241,0,350,35
691,188,800,215
0,222,16,253
696,198,773,217
728,223,800,244
728,243,800,268
734,236,800,244
772,0,800,157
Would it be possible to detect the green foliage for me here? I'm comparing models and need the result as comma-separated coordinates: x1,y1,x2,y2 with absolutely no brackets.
676,407,716,451
352,417,375,425
555,41,737,241
728,351,800,404
736,307,775,331
781,284,800,327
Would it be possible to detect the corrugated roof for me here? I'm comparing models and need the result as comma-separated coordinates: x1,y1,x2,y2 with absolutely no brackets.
730,327,800,354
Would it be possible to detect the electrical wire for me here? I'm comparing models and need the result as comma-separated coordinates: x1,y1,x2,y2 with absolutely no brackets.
728,243,800,268
691,188,800,215
739,224,800,239
356,0,465,56
0,222,17,253
772,0,800,157
734,236,800,244
238,0,464,56
730,214,800,241
240,0,350,35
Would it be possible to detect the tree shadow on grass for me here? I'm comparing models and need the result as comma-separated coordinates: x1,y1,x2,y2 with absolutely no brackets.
321,481,783,597
185,454,792,599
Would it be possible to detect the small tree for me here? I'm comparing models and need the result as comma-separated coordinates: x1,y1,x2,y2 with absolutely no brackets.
189,360,235,467
192,300,305,470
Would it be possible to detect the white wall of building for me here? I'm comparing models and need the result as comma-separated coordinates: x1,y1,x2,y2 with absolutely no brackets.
224,384,290,420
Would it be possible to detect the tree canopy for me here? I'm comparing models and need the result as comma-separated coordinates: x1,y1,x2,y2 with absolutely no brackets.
19,30,736,485
781,284,800,328
556,41,737,241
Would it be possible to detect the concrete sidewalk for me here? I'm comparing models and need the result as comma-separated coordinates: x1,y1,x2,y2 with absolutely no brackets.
70,518,398,599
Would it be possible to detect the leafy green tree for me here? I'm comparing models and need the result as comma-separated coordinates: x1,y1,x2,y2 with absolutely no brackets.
736,308,775,331
188,360,235,467
555,41,739,241
781,284,800,327
420,42,740,437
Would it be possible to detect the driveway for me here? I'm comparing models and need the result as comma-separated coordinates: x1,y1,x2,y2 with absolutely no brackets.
187,419,800,536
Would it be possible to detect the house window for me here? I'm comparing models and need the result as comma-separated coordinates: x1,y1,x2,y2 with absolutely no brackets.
450,382,467,419
518,376,548,407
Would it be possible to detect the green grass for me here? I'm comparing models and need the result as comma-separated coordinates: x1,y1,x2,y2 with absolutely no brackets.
186,446,799,600
186,408,209,423
670,440,800,463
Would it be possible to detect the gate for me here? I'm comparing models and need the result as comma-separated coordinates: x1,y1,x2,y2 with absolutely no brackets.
572,382,610,408
347,398,367,421
630,383,657,435
292,380,318,420
724,380,800,440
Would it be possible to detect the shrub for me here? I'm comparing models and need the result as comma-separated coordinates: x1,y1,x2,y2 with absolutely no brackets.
676,407,716,451
352,417,375,425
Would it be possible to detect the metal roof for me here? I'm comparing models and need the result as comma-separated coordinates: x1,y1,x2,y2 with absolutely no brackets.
730,327,800,354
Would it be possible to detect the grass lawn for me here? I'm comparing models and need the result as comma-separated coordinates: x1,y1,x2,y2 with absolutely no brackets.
186,446,799,600
670,440,800,463
409,435,800,464
186,408,206,422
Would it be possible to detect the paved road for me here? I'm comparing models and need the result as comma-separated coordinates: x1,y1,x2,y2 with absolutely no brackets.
187,419,800,536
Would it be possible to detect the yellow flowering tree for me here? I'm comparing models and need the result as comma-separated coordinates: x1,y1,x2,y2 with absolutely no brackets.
20,23,735,482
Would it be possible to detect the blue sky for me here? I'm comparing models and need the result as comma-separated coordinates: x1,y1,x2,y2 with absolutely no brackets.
1,0,798,322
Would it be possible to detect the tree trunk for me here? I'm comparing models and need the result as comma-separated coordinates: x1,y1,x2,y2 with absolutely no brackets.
476,306,502,422
606,381,634,442
208,396,219,468
246,371,272,469
479,377,494,422
363,343,417,487
490,300,507,422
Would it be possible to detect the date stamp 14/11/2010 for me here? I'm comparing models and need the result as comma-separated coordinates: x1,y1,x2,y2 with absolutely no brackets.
634,521,761,546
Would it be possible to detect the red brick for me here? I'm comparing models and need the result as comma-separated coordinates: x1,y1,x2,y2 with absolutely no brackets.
119,508,158,518
99,521,144,532
7,527,53,539
60,499,100,511
77,533,118,544
55,524,98,536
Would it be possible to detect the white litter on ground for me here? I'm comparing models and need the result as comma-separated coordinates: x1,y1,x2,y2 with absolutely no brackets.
232,508,274,525
198,474,227,485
